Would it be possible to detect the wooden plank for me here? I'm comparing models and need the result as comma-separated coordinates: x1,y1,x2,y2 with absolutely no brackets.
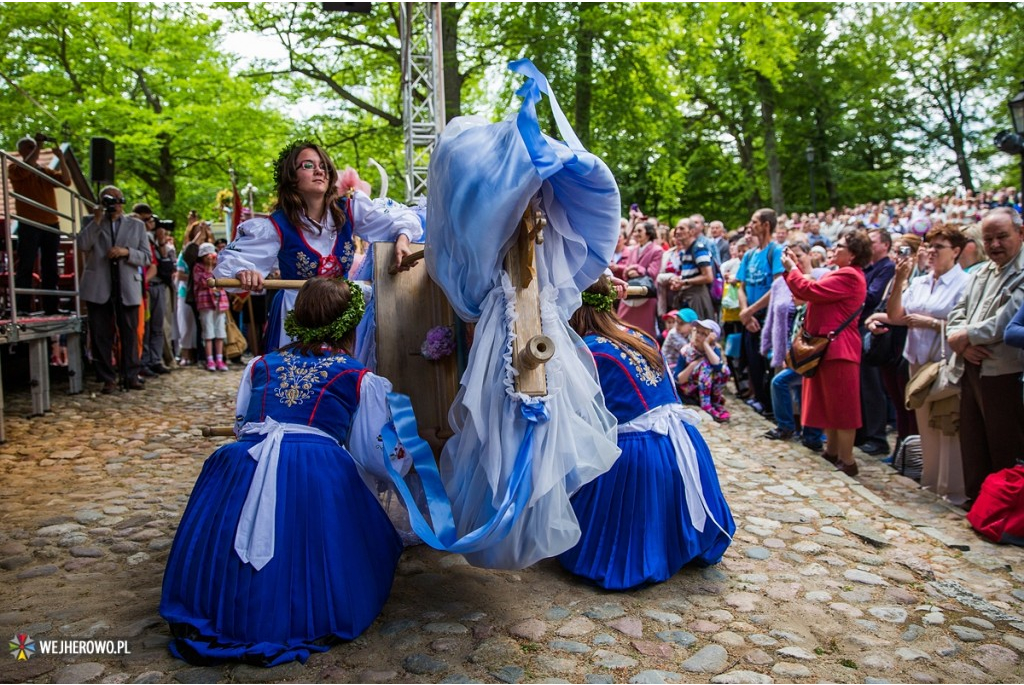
503,211,551,396
373,241,458,458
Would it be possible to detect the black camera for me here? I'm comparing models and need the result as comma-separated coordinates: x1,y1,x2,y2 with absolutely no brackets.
101,194,125,213
995,130,1024,155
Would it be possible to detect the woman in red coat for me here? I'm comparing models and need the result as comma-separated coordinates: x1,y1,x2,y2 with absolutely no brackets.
781,229,872,476
612,220,662,338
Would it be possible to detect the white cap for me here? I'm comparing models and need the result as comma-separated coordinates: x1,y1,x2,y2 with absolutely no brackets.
198,242,217,258
695,319,721,337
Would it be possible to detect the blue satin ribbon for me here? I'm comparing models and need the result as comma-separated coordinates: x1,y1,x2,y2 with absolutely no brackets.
509,58,595,181
380,391,549,553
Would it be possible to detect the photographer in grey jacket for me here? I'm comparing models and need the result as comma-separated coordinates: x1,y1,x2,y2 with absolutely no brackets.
77,186,150,393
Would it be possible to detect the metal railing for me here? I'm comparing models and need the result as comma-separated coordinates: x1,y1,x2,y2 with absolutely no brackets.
0,148,90,341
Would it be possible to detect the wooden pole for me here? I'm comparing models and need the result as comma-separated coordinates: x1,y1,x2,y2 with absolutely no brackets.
208,278,305,290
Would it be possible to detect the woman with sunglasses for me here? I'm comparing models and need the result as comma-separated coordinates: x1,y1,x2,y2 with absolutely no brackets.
216,141,423,352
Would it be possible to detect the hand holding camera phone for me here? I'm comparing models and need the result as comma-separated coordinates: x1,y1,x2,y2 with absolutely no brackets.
898,245,912,258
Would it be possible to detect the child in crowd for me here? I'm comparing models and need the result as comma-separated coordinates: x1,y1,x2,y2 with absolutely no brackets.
192,243,230,371
660,307,698,371
676,319,731,423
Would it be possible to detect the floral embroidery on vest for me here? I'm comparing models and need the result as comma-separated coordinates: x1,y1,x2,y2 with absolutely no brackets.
294,251,318,279
594,334,663,387
273,351,338,407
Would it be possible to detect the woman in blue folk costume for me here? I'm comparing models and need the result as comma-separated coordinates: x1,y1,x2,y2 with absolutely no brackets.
160,277,411,666
215,141,422,353
560,275,735,590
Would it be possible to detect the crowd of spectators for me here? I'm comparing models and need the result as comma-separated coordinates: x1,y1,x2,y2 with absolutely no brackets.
69,193,252,394
613,186,1023,514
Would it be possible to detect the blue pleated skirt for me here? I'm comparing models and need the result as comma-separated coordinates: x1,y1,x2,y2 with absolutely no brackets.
559,423,734,590
263,290,285,353
160,434,403,666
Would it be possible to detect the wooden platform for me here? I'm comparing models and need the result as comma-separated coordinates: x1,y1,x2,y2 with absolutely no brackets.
372,242,459,458
0,313,85,442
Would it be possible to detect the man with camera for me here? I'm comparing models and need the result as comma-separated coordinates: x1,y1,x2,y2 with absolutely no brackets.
77,186,150,393
132,203,174,376
9,133,67,315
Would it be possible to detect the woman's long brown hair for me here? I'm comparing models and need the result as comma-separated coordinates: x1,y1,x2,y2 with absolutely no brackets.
569,275,666,371
274,143,344,235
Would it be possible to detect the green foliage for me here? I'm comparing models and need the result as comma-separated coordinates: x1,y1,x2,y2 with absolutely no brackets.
0,2,292,226
3,2,1020,230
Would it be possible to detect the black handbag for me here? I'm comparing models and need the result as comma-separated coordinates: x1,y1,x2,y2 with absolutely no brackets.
862,325,907,367
861,276,907,367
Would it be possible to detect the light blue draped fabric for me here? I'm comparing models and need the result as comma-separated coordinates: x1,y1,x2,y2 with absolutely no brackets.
380,59,623,569
380,392,549,553
426,59,620,322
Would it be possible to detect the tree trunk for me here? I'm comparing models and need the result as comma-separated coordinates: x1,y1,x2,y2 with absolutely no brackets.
155,133,175,209
950,122,975,193
735,133,762,212
757,74,784,213
814,108,839,209
573,2,594,147
440,3,462,122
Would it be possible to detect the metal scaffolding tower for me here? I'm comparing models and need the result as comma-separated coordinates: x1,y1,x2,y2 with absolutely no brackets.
400,3,445,205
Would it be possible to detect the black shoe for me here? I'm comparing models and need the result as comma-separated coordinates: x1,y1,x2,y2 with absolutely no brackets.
859,441,889,456
138,366,157,378
763,427,795,441
149,364,172,375
101,381,117,394
127,379,145,391
836,459,860,477
801,439,824,452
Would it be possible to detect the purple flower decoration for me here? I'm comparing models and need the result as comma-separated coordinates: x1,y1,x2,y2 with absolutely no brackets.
421,325,456,361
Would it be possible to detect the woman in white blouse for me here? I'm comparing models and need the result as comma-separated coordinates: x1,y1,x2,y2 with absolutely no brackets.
869,224,969,504
215,142,423,351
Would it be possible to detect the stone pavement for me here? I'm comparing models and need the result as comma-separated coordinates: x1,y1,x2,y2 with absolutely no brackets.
2,365,1024,684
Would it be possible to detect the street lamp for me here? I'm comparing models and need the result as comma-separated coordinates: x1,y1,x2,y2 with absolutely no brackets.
805,145,817,214
996,80,1024,202
1010,79,1024,136
1011,80,1024,201
242,183,258,216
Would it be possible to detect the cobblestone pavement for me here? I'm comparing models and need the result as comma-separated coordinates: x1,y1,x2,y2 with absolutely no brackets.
2,365,1024,684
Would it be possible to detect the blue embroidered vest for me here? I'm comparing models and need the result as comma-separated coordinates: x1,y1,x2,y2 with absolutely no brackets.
585,331,677,424
242,349,365,444
269,200,355,280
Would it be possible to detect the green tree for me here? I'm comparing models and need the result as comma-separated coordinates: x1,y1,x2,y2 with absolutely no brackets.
891,2,1024,192
0,2,292,224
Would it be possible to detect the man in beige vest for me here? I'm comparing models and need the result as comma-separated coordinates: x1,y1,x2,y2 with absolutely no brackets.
946,207,1024,509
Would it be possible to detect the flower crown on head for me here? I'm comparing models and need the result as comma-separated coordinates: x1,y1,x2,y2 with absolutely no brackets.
283,279,365,345
273,139,320,188
581,290,615,312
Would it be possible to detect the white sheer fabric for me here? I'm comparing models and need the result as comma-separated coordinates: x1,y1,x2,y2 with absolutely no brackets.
440,275,620,569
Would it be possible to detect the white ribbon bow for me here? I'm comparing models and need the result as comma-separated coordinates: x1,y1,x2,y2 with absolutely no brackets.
617,404,731,539
233,418,337,570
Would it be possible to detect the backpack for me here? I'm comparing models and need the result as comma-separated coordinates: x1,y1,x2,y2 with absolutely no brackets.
966,465,1024,545
893,435,923,481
